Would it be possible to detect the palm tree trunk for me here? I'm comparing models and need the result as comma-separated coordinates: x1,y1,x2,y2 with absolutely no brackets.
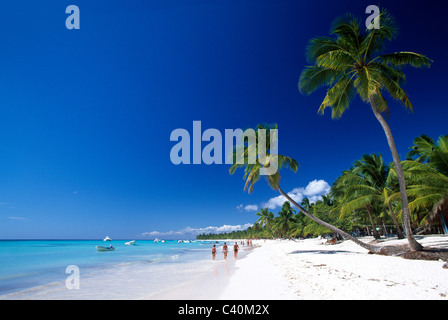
366,205,381,240
278,186,380,253
369,97,423,251
387,202,405,239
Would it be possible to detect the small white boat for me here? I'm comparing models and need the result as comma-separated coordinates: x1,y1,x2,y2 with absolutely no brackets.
125,240,136,245
178,240,183,243
161,240,166,243
154,238,160,243
103,236,112,241
96,245,115,252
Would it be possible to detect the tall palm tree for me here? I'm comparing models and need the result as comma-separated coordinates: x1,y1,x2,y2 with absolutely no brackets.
229,124,380,253
298,9,432,251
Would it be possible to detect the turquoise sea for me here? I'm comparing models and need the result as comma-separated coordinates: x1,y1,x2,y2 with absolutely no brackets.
0,239,233,299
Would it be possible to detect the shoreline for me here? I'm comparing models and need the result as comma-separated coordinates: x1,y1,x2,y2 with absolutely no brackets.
146,242,257,300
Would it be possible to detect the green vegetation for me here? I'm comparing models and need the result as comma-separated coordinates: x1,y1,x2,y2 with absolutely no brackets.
197,134,448,250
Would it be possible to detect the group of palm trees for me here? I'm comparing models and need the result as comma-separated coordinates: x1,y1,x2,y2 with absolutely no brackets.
247,134,448,244
229,9,441,254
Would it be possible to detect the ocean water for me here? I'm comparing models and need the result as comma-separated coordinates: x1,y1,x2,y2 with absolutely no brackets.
0,239,236,299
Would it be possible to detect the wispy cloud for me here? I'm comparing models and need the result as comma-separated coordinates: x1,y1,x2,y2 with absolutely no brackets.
142,223,253,239
8,216,29,221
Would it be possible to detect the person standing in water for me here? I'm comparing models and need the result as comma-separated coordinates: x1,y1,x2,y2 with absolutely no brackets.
233,242,239,259
222,242,228,260
212,245,216,260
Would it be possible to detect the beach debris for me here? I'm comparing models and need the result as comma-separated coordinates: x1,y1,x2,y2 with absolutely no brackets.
440,259,448,269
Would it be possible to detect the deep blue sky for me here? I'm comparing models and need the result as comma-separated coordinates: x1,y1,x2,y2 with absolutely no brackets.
0,0,446,239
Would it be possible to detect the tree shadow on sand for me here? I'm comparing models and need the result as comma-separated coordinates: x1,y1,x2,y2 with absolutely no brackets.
289,250,362,255
290,246,448,261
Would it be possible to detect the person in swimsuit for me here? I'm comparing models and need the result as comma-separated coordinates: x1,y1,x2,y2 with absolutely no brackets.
222,242,228,260
233,242,239,259
211,245,216,260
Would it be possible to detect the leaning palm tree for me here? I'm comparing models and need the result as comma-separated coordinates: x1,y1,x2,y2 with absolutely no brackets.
229,124,380,253
298,9,432,251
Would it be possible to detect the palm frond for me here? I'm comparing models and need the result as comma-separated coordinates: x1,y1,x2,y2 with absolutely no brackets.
298,66,339,95
319,71,356,118
379,52,433,68
379,70,413,111
305,37,346,63
360,9,398,59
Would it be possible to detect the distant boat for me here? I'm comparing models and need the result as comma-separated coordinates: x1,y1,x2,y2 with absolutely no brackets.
96,245,115,252
178,240,183,243
125,240,136,245
154,238,160,243
161,240,166,243
103,236,112,241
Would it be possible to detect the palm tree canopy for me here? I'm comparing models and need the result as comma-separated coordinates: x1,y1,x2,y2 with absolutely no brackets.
255,207,275,228
273,201,296,236
389,160,448,224
229,124,298,193
334,154,390,218
298,9,432,119
407,135,448,176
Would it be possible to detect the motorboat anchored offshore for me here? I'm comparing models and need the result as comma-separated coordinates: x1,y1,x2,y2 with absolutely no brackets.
96,245,115,252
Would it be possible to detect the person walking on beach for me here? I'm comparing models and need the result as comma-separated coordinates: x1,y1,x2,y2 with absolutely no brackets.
222,242,228,260
212,245,216,260
233,242,239,259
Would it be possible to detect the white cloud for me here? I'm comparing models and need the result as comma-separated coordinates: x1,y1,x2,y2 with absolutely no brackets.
142,223,253,239
303,179,331,197
262,179,330,210
243,204,258,211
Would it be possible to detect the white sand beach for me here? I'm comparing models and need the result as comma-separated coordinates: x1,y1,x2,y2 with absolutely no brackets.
218,235,448,300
